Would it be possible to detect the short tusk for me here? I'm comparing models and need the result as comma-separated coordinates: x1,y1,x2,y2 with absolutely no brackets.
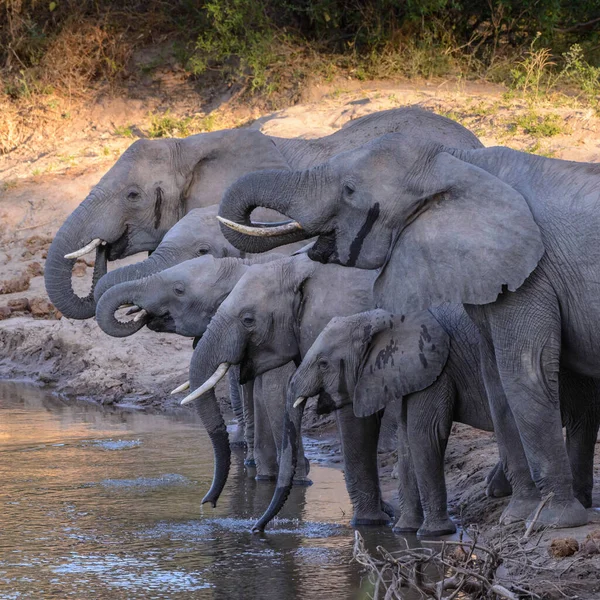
217,216,303,237
171,380,190,395
64,238,104,259
293,396,307,409
133,308,148,322
181,363,230,406
125,305,141,315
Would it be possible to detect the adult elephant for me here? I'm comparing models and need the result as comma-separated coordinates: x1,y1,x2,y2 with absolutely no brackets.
291,308,600,536
181,255,395,526
45,107,481,318
95,254,310,500
217,134,600,528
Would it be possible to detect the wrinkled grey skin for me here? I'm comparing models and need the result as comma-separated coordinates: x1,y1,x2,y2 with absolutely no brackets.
47,107,461,319
93,206,242,303
294,307,600,536
219,133,600,529
95,254,309,500
188,255,402,529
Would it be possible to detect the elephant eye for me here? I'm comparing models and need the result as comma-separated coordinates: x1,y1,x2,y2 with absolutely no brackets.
127,190,140,201
241,314,255,327
343,184,355,196
317,358,329,371
196,247,209,256
173,283,185,296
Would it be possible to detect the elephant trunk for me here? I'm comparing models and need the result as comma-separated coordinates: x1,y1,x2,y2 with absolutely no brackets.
95,279,148,337
253,390,304,532
218,170,312,253
45,202,110,319
188,314,247,506
94,250,171,303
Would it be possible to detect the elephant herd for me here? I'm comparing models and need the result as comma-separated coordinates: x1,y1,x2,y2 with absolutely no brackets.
45,106,600,537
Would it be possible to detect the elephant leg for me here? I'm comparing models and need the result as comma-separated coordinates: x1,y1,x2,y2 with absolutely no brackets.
485,461,512,499
560,369,600,509
468,305,541,524
228,366,246,448
393,399,424,533
261,364,311,485
336,404,391,526
406,379,457,537
241,379,256,467
252,374,279,481
470,277,588,529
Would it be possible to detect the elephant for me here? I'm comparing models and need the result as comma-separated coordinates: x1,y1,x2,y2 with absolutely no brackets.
217,133,600,529
95,253,310,488
45,106,481,319
290,307,600,537
92,205,242,303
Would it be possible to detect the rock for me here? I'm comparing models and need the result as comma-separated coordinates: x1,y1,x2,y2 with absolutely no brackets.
581,530,600,555
26,261,44,277
548,537,579,558
0,274,30,294
8,297,30,312
0,306,12,320
29,297,61,320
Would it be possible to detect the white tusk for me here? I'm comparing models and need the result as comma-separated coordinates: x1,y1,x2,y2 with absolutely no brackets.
171,380,190,395
181,363,230,406
293,396,307,409
64,238,104,259
217,216,303,237
133,308,148,322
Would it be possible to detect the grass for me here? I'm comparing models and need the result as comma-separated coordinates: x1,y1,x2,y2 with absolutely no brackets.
512,112,564,137
114,125,135,138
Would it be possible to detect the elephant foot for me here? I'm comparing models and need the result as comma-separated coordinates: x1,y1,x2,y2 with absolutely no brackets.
244,458,256,467
351,510,392,527
485,462,512,498
292,477,313,486
574,489,593,510
392,514,422,533
500,496,541,525
525,497,588,530
255,474,278,482
417,517,456,538
381,501,395,520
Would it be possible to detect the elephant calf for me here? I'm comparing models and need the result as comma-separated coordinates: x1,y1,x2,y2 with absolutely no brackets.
292,306,600,536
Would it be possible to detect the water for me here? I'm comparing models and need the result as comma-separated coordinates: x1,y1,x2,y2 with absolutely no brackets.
0,382,414,600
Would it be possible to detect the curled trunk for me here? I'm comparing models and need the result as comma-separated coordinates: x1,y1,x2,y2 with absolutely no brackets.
218,170,311,253
95,279,148,337
252,391,304,532
94,251,171,303
45,203,109,319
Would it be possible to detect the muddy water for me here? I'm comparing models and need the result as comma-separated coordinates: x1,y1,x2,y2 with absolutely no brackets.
0,382,413,599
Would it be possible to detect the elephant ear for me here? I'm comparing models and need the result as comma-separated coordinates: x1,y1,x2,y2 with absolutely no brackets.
354,310,449,418
373,151,545,313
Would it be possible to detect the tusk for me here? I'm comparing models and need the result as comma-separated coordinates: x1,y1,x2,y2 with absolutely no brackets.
181,363,230,406
217,216,303,237
133,308,148,322
64,238,104,259
171,380,190,395
125,305,141,315
293,396,307,409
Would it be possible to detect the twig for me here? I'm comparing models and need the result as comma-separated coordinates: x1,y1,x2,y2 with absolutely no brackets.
521,492,554,541
15,218,57,232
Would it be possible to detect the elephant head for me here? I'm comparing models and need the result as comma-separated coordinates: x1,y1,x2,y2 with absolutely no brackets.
218,134,544,313
45,129,291,319
291,309,449,417
95,252,285,338
93,206,241,303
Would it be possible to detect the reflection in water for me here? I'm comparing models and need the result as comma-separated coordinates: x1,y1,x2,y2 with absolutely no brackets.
0,382,417,599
